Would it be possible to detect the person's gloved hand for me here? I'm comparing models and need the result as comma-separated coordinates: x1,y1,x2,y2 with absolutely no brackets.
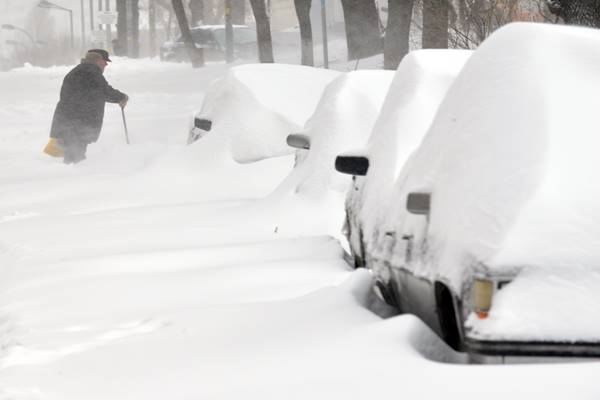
119,94,129,109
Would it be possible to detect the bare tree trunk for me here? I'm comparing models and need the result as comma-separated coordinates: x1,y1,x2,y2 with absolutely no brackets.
422,0,449,48
172,0,205,67
294,0,313,66
167,8,173,39
249,0,274,62
225,0,234,62
232,0,246,24
189,0,204,26
149,0,157,57
204,0,222,24
384,0,414,69
116,0,129,55
340,0,383,60
131,0,140,58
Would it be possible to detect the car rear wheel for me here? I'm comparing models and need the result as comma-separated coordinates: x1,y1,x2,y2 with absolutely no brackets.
435,282,463,351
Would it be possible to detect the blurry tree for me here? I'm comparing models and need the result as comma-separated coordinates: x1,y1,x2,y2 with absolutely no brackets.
189,0,204,25
155,0,175,39
232,0,246,24
340,0,383,60
131,0,140,58
446,0,546,48
203,0,225,24
115,0,141,57
116,0,129,55
294,0,313,66
422,0,449,48
249,0,274,62
547,0,600,27
172,0,205,67
384,0,415,69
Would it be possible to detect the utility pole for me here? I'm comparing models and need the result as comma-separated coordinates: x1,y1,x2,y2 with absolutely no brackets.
98,0,103,30
90,0,95,31
225,0,233,63
105,0,111,50
80,0,86,51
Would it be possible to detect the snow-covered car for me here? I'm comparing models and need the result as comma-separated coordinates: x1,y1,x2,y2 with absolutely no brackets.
364,22,600,358
281,70,394,197
160,25,257,62
188,64,340,163
335,49,471,268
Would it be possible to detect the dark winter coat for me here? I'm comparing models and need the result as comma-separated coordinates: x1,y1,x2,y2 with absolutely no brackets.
50,61,127,144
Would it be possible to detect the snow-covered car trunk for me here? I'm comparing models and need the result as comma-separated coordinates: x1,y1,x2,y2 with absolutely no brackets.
378,22,600,357
188,64,340,163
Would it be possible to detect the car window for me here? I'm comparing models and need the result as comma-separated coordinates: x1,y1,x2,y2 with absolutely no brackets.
212,28,257,47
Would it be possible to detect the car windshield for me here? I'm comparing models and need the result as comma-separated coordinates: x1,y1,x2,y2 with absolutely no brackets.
190,29,214,44
212,28,256,47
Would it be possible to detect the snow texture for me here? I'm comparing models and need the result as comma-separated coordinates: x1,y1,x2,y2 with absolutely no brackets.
193,63,340,163
0,27,600,399
383,23,600,341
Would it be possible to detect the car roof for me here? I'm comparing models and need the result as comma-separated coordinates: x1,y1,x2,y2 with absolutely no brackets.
391,22,600,284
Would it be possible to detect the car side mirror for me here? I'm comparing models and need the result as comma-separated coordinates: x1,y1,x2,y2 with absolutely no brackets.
194,118,212,131
406,192,431,215
335,154,369,176
287,133,311,150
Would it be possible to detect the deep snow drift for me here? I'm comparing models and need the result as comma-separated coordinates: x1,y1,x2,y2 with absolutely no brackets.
384,23,600,341
0,52,599,399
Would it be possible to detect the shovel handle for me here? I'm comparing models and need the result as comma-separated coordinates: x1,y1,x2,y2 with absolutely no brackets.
121,107,130,145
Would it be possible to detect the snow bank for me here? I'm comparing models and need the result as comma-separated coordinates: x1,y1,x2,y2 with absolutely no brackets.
194,63,340,163
2,43,600,399
389,23,600,292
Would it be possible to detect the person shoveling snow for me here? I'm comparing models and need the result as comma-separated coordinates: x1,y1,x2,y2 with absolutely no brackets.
46,49,129,164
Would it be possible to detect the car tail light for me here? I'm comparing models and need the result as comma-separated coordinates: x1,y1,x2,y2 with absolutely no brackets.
473,279,494,319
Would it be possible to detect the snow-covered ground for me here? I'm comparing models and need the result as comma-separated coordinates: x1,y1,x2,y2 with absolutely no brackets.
1,57,600,400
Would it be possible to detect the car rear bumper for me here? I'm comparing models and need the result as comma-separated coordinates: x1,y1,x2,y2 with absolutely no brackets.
466,338,600,357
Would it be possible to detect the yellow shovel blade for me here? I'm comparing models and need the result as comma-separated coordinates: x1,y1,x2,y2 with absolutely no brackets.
43,138,64,158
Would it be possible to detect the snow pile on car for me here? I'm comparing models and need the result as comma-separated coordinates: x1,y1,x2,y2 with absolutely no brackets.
275,70,394,196
250,71,393,241
193,63,340,163
385,23,600,340
350,50,471,243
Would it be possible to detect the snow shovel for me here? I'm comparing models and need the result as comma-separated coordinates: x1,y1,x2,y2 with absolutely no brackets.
121,107,130,145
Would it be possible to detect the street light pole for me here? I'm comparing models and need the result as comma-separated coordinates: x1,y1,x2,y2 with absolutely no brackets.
80,0,86,50
105,0,111,48
90,0,95,32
